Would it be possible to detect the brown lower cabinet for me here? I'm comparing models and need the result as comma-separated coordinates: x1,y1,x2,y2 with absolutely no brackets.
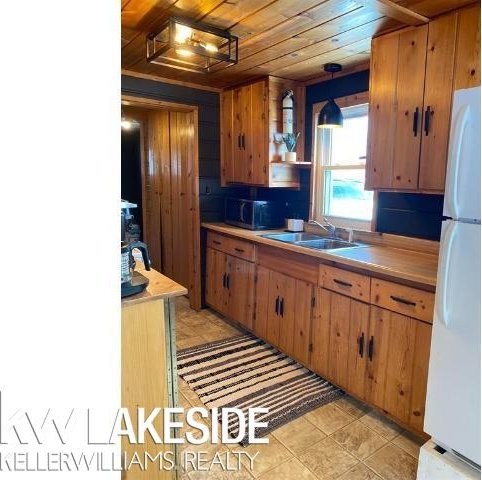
255,266,312,365
205,247,255,330
365,307,432,431
311,287,431,432
311,289,370,399
205,234,433,434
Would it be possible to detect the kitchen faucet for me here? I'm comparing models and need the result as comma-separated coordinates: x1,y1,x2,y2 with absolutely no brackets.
308,218,337,237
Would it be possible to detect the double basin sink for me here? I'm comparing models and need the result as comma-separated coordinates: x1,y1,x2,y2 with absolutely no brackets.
260,232,363,251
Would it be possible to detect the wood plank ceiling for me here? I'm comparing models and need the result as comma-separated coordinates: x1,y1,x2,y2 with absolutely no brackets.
121,0,476,88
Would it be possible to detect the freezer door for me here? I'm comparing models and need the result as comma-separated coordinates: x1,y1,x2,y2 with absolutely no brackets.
425,220,481,465
444,87,481,221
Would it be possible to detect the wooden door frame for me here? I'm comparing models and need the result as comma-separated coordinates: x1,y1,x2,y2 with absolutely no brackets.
121,94,202,310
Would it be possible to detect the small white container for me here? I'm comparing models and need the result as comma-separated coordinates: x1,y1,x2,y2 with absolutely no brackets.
284,151,297,163
286,218,304,232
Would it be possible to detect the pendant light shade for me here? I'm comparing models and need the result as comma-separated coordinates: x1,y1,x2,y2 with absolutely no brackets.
317,99,343,129
317,63,344,129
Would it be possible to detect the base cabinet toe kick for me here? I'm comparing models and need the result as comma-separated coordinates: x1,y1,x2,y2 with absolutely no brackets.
205,230,435,435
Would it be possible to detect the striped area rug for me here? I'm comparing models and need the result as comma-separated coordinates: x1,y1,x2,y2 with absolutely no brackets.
177,333,343,445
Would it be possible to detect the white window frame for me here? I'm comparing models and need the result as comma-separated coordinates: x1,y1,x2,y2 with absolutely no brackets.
310,91,374,231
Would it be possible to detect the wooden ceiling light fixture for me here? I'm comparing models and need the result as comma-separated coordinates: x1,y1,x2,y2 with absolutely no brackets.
146,17,238,74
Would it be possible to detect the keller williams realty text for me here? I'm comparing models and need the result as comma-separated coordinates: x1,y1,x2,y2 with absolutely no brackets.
0,396,267,473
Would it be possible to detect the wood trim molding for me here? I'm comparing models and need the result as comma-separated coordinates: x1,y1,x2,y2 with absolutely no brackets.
121,94,198,112
356,0,430,25
121,69,222,93
303,61,370,86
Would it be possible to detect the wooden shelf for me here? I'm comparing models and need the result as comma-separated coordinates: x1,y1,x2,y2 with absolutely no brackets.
271,161,312,168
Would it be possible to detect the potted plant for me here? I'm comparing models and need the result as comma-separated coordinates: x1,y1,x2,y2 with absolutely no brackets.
282,132,300,162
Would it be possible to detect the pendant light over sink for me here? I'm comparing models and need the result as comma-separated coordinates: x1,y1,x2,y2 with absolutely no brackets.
317,63,344,129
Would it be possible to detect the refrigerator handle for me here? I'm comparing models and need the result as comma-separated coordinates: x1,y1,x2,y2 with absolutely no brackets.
435,221,457,327
446,105,470,219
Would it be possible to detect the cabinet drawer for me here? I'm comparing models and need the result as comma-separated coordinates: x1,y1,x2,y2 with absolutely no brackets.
371,279,434,323
319,265,370,302
207,232,255,262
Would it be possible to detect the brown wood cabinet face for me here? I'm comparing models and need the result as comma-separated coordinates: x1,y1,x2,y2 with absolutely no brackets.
250,80,268,185
221,89,234,184
232,87,243,183
367,6,480,193
220,77,301,188
392,26,428,190
254,265,270,339
293,281,313,365
254,268,312,362
311,289,369,392
346,300,370,400
419,13,457,191
207,248,255,329
365,307,432,429
205,247,228,314
454,4,481,90
310,288,332,380
276,272,297,355
265,270,284,347
366,33,399,190
226,255,255,330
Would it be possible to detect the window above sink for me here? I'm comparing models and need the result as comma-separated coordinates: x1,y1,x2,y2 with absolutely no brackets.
311,92,374,231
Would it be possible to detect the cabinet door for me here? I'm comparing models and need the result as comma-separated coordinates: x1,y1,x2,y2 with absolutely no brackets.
276,272,297,356
311,289,369,391
366,33,399,190
232,85,252,184
311,288,332,380
220,89,234,184
366,307,432,429
254,265,270,339
226,255,255,330
292,280,313,365
327,292,352,388
419,13,457,191
205,248,227,314
392,26,427,190
250,80,268,185
232,87,246,183
346,300,370,400
454,4,481,90
262,271,294,348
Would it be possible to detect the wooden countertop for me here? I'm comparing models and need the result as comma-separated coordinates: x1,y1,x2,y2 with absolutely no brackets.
202,223,439,288
121,261,187,307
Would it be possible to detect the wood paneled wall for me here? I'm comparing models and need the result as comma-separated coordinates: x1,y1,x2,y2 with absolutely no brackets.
122,74,242,223
144,109,201,310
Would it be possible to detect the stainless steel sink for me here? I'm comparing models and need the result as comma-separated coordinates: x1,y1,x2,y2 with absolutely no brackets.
261,232,324,243
260,233,363,250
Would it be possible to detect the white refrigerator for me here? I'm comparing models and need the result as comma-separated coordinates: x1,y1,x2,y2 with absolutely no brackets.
424,86,481,467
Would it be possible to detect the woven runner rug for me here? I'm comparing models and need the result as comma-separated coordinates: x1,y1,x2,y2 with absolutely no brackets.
177,333,344,445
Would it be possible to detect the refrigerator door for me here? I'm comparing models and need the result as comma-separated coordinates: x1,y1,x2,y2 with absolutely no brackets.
425,220,481,465
444,87,481,221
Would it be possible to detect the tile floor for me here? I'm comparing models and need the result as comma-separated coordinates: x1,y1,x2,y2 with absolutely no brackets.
175,297,424,480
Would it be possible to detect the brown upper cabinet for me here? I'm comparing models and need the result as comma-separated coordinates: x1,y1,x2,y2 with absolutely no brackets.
221,76,305,188
366,5,480,193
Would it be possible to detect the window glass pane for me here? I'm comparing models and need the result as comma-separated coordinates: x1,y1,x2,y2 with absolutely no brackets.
323,169,373,220
330,105,368,166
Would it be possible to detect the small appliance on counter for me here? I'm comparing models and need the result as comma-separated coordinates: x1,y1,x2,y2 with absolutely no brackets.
121,241,151,298
121,199,140,243
285,218,304,232
225,198,285,230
